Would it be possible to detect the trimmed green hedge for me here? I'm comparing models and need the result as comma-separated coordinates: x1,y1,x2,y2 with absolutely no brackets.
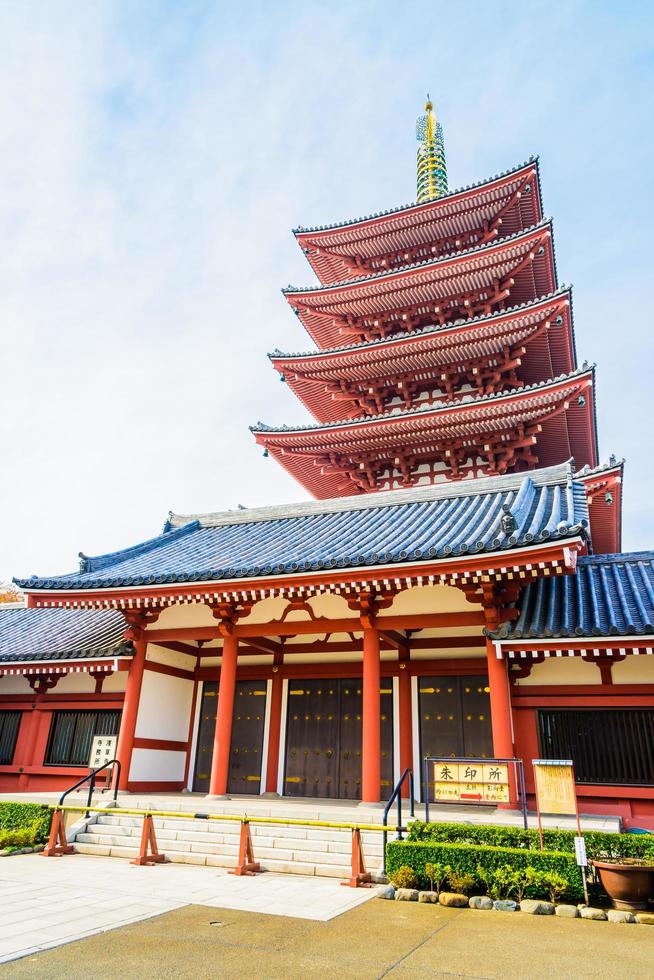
0,803,52,845
406,820,654,860
387,840,584,901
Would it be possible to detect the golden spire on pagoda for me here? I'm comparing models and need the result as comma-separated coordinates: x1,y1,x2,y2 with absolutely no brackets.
416,95,448,203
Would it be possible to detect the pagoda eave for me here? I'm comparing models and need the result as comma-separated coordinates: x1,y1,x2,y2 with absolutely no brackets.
285,222,557,349
295,160,542,285
272,290,575,423
253,370,598,498
577,460,624,555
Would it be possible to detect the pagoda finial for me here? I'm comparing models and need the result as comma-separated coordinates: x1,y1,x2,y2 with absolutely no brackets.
416,95,448,203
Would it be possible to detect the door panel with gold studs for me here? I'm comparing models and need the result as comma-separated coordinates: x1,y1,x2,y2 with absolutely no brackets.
419,675,492,796
284,678,394,800
192,681,219,793
191,680,267,795
227,680,268,795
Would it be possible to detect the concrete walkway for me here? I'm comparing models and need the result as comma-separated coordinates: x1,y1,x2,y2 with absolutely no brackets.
4,892,654,979
0,853,379,964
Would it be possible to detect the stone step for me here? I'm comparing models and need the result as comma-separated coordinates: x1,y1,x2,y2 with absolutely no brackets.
85,820,384,855
73,841,352,877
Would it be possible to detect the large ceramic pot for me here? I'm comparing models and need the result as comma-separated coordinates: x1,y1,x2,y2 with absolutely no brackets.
591,860,654,911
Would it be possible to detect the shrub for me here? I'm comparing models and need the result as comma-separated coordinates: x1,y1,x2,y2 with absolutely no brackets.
424,861,447,895
446,867,475,895
406,820,654,862
0,824,42,850
0,803,52,844
386,840,584,902
539,871,568,904
388,865,418,889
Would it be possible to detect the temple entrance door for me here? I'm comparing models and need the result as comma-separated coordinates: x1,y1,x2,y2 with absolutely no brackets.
418,675,493,797
284,678,394,799
192,680,267,794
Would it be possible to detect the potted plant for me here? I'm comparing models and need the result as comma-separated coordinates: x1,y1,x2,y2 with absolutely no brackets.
591,858,654,911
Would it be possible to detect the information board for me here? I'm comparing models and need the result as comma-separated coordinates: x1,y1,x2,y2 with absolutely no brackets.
88,735,118,770
532,760,577,815
432,761,510,804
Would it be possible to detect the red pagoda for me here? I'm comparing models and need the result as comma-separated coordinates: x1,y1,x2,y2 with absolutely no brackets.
253,102,620,556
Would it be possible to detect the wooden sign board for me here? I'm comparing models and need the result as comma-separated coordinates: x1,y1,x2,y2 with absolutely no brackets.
88,735,117,770
532,760,576,815
432,761,510,804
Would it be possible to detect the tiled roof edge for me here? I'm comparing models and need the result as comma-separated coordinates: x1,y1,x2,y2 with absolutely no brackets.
251,366,595,435
292,158,540,235
268,287,572,361
283,218,553,295
166,461,576,529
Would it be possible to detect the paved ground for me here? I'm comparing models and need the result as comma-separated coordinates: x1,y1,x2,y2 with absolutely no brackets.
4,896,653,979
0,853,377,963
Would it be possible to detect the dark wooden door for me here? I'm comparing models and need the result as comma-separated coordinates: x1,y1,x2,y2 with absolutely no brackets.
284,680,340,798
192,681,218,793
228,680,268,795
418,675,492,796
192,680,267,794
284,678,394,800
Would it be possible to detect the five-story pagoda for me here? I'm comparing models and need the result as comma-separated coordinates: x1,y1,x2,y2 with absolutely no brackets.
253,99,621,554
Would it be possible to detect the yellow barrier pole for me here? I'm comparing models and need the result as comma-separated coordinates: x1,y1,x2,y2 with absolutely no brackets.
48,804,400,834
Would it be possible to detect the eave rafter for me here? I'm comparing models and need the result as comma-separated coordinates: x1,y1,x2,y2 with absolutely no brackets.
254,371,596,498
295,161,541,286
285,223,556,349
273,292,572,422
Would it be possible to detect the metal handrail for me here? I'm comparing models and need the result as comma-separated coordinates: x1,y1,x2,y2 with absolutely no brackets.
58,758,122,816
382,768,414,873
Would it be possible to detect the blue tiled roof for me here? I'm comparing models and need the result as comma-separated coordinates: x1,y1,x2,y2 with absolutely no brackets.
15,463,589,592
493,552,654,639
0,608,132,662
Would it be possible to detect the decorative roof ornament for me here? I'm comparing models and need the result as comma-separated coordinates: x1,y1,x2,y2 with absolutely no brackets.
416,95,448,203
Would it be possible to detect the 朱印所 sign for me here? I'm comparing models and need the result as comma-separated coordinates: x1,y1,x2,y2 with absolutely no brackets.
432,761,510,804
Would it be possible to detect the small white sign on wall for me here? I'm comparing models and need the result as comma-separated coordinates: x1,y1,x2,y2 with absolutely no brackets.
88,735,118,770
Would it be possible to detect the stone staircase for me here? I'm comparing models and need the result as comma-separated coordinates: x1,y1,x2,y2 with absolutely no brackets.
72,806,386,879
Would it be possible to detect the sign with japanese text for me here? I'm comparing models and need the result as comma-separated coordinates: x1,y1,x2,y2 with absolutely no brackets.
88,735,117,770
532,760,577,816
432,760,510,804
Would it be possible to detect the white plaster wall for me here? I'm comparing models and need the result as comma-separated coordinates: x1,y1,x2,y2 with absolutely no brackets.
378,584,472,616
52,672,95,694
135,670,194,741
130,748,186,782
146,603,216,630
147,644,196,670
103,671,128,692
612,656,654,684
0,675,32,693
514,657,601,686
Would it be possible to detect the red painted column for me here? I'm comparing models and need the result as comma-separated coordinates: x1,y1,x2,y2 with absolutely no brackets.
362,627,381,803
115,633,147,790
208,633,238,797
485,635,514,759
398,664,413,799
265,669,284,793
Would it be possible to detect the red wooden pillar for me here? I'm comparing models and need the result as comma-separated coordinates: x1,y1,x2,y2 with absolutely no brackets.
115,632,148,790
265,670,284,794
398,665,413,799
361,627,381,804
208,633,238,797
485,635,514,759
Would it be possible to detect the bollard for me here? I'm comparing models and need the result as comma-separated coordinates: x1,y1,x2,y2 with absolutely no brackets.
131,814,166,866
42,809,75,857
229,820,261,876
341,828,372,888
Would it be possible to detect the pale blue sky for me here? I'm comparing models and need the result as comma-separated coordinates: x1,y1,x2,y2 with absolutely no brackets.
1,0,653,579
